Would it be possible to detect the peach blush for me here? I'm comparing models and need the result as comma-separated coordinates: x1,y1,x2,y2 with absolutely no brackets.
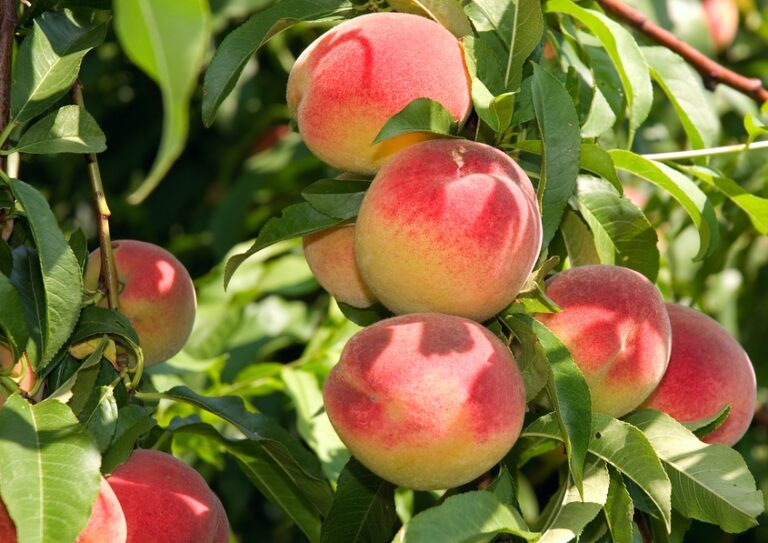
323,313,526,490
107,449,228,543
84,240,196,366
303,224,377,308
535,265,672,417
287,12,471,174
641,304,757,446
355,139,542,321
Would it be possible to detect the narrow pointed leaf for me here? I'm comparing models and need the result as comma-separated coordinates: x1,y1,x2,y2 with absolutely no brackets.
0,396,101,543
626,410,764,533
604,467,634,543
114,0,211,203
11,105,106,154
0,272,29,362
320,458,399,543
372,98,458,144
301,179,370,221
386,0,472,37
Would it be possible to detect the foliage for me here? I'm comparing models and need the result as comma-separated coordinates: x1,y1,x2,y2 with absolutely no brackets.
0,0,767,542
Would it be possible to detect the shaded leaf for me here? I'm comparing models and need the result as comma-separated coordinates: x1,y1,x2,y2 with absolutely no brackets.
373,98,458,144
320,458,399,543
560,208,601,267
301,179,370,221
681,405,731,440
0,271,29,363
386,0,472,37
102,404,156,473
0,396,101,543
114,0,211,203
604,467,634,543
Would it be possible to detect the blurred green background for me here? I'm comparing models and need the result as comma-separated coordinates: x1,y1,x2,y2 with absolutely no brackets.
16,0,768,540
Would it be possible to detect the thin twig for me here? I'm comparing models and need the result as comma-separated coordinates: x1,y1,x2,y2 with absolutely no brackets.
643,139,768,161
0,0,16,172
596,0,768,104
71,81,121,311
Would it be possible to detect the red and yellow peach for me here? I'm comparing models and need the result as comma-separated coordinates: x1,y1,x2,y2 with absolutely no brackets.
536,265,672,417
286,12,472,174
641,303,757,446
354,139,542,322
323,312,527,490
84,240,196,367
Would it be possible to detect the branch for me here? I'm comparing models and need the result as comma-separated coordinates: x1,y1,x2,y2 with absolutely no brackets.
596,0,768,104
0,0,16,172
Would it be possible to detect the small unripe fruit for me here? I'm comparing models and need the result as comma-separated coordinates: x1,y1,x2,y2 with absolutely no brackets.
84,240,196,367
287,12,472,174
0,478,127,543
323,313,526,490
536,265,672,417
303,224,377,308
641,304,757,446
107,449,228,543
355,139,542,321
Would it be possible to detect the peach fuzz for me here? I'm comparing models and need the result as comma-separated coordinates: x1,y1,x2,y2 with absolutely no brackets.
286,12,471,174
0,478,126,543
535,265,672,417
641,304,757,446
323,313,526,490
107,449,229,543
0,344,36,407
303,224,376,308
355,139,542,322
84,240,196,367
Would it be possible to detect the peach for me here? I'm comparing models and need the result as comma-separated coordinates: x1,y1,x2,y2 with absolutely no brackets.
703,0,739,52
0,345,36,407
535,265,672,417
355,139,542,321
0,478,127,542
323,313,526,490
286,12,471,174
107,449,228,543
303,224,376,308
641,304,757,446
84,240,196,367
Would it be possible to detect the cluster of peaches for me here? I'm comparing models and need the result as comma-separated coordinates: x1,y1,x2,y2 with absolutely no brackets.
0,241,228,542
291,12,757,490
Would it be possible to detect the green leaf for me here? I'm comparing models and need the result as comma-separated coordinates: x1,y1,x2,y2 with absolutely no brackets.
0,272,29,363
498,314,550,402
301,179,370,221
281,367,349,483
536,461,610,543
681,405,731,440
465,0,544,92
523,413,672,532
386,0,472,37
202,0,353,126
224,202,342,289
609,150,719,260
471,79,516,134
320,458,399,543
531,316,591,495
10,10,108,124
744,113,768,145
560,208,601,267
545,0,653,142
531,65,581,249
78,385,119,453
9,105,106,155
0,396,101,543
626,410,764,533
579,144,622,193
114,0,211,204
9,181,82,369
574,175,660,281
642,47,718,149
581,87,617,138
372,98,458,144
337,302,392,327
400,491,537,543
171,419,330,543
684,165,768,235
604,467,634,543
102,404,156,473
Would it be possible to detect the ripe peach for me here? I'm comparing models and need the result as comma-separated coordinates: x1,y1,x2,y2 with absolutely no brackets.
355,139,542,321
323,313,527,490
0,478,127,542
286,12,471,174
84,240,196,367
703,0,739,52
107,449,228,543
535,265,672,417
0,344,36,407
303,224,377,308
641,304,757,446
